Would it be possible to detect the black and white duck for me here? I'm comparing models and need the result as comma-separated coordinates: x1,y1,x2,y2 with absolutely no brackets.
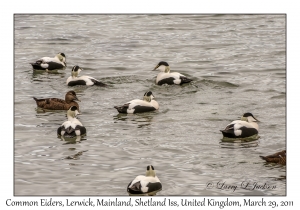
127,165,162,196
30,53,66,71
57,106,86,141
153,61,192,85
66,65,106,87
114,91,159,114
220,113,259,138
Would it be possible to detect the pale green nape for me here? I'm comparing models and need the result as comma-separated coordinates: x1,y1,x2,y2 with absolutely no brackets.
67,109,76,118
165,66,170,73
240,116,248,122
146,168,156,177
56,54,64,62
143,96,151,102
72,70,79,77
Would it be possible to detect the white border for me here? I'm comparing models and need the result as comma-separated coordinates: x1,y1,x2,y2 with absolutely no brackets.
2,0,299,209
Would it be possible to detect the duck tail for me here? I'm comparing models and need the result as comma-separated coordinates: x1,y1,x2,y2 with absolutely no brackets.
180,76,193,84
114,105,127,113
33,97,38,101
259,155,267,160
96,82,107,87
94,80,107,87
90,78,107,87
220,129,235,138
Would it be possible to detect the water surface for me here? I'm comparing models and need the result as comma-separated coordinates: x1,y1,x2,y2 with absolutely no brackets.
14,14,286,196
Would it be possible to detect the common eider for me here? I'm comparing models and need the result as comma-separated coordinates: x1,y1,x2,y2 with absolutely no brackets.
153,61,192,85
30,53,66,71
260,150,286,165
114,91,159,114
57,106,86,140
127,165,162,196
220,113,259,138
33,91,80,111
67,65,107,87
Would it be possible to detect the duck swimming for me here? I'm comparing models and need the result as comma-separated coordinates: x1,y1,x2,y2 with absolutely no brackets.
57,106,86,140
260,150,286,165
114,91,159,114
30,53,66,71
33,91,80,111
67,65,107,87
153,61,193,85
220,113,259,138
127,165,162,196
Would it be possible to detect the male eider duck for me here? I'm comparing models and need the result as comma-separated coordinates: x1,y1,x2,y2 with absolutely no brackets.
220,113,259,138
33,91,80,111
67,65,107,87
260,150,286,165
153,61,192,85
30,53,66,71
114,91,159,114
127,165,162,196
57,106,86,140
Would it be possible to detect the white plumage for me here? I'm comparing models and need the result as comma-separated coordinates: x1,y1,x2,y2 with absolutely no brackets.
114,91,159,114
67,65,106,87
220,113,259,138
57,106,86,141
153,61,192,85
127,165,162,196
30,53,66,70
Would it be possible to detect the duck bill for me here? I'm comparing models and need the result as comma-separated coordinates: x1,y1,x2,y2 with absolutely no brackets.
75,97,81,102
152,65,159,71
254,117,260,122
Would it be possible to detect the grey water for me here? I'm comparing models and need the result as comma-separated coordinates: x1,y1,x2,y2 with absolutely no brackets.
14,14,286,196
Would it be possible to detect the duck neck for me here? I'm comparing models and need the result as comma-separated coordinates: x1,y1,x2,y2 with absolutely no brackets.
67,111,76,121
146,170,156,177
165,66,170,73
143,96,151,102
71,72,78,78
65,96,72,103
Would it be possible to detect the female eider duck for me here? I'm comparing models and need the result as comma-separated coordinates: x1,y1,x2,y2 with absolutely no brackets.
220,113,259,138
153,61,192,85
127,165,162,196
67,65,107,87
57,106,86,140
33,91,80,111
114,91,159,114
260,150,286,165
30,53,66,71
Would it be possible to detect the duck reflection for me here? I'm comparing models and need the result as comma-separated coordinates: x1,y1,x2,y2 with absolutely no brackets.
219,138,259,148
113,112,155,128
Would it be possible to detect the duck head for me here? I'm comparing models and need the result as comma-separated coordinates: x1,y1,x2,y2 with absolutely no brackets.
71,65,83,77
145,165,156,177
241,112,260,122
65,91,81,103
56,53,66,66
153,61,170,73
143,91,154,102
67,106,80,119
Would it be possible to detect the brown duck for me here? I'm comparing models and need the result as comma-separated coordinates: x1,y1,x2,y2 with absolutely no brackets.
33,91,80,111
260,150,286,165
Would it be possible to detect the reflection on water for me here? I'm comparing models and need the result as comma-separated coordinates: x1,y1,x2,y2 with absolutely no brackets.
113,113,155,129
219,140,259,149
58,135,86,143
14,14,286,196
